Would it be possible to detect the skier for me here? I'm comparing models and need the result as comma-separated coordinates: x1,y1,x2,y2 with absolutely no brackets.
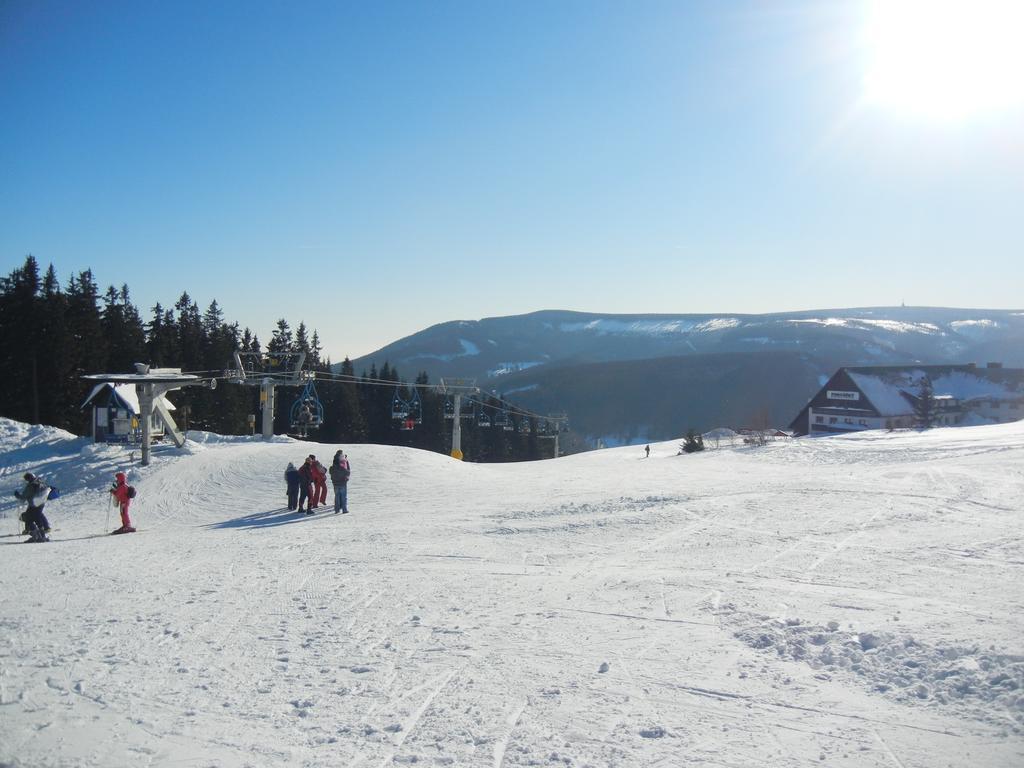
15,472,51,542
297,456,315,513
109,472,136,534
329,450,351,515
645,444,650,458
309,454,328,510
284,462,301,511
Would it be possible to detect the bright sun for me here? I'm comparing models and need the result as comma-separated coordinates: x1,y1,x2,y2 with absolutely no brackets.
862,0,1024,121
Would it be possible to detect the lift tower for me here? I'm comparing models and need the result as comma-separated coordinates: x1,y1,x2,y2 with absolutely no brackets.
228,351,307,439
438,378,478,460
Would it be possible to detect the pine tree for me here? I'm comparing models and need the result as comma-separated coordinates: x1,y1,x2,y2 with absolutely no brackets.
174,292,203,371
268,319,293,355
0,256,42,423
294,322,310,356
38,264,74,427
101,284,147,373
682,428,705,453
913,376,936,429
309,330,323,368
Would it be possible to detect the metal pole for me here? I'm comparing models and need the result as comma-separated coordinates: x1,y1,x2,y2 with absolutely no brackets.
262,378,275,439
553,431,559,459
451,393,463,460
138,383,153,467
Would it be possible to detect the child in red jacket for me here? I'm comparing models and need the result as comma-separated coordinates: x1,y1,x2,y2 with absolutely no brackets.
110,472,136,534
308,454,327,511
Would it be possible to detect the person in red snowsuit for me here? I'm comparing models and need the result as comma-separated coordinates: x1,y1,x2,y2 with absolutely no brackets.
110,472,136,533
309,454,328,509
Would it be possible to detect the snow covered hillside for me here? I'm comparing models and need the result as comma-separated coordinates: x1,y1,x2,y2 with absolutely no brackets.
2,418,1023,767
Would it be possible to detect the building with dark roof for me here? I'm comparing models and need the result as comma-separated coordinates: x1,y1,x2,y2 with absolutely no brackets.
789,363,1024,436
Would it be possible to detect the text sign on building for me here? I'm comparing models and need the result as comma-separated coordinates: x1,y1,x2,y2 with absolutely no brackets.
827,390,860,401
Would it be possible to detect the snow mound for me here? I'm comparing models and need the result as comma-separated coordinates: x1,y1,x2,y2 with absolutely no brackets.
731,613,1024,733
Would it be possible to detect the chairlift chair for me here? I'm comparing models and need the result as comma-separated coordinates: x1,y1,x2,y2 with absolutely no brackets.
399,390,423,430
444,397,455,420
478,411,491,428
493,408,509,430
289,380,324,435
391,389,410,420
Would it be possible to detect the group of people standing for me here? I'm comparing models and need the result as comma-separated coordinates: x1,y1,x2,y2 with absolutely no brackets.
285,450,351,515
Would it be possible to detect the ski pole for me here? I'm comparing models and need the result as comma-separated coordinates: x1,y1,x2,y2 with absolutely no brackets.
105,491,113,534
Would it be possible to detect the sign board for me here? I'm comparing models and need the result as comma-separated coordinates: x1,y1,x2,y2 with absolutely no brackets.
827,390,860,401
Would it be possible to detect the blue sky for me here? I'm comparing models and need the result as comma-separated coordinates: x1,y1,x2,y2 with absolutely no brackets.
2,0,1022,359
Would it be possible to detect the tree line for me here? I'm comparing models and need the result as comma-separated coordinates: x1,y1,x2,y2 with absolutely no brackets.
0,255,553,461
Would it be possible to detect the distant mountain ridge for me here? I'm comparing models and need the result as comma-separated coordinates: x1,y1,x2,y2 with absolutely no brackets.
349,307,1024,444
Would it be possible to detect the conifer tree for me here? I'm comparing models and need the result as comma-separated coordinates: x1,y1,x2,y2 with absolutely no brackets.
913,376,936,429
682,428,705,453
101,284,147,373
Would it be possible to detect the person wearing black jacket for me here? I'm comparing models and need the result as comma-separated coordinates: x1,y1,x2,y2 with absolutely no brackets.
15,472,51,542
329,451,351,515
296,457,314,513
284,462,301,510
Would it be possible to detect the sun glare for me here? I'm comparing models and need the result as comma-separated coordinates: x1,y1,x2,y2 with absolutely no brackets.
862,0,1024,121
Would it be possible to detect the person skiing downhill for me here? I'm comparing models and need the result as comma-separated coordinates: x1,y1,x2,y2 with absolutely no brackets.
329,450,351,515
645,444,650,458
284,462,301,511
15,472,51,542
110,472,136,534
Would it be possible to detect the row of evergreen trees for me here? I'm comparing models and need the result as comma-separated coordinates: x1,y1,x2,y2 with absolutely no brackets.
0,256,553,461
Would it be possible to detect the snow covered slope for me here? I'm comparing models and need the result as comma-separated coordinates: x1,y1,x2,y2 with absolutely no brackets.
1,418,1022,767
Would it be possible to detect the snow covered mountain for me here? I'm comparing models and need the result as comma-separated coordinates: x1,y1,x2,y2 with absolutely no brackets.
352,307,1024,383
2,417,1023,766
351,308,1024,442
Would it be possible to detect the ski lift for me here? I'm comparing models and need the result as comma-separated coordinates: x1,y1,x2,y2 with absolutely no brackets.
460,398,475,420
493,407,509,430
393,387,423,429
391,387,410,420
478,410,491,428
444,397,455,420
502,411,514,431
519,417,531,434
289,379,324,436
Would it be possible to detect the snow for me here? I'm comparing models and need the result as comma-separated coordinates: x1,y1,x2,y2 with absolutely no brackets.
560,319,698,335
558,318,740,336
407,339,480,362
949,321,1000,341
788,317,851,328
2,417,1024,766
849,369,1024,416
487,362,544,378
856,319,941,335
788,318,941,335
848,371,918,416
81,383,176,414
692,318,741,332
501,383,539,395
